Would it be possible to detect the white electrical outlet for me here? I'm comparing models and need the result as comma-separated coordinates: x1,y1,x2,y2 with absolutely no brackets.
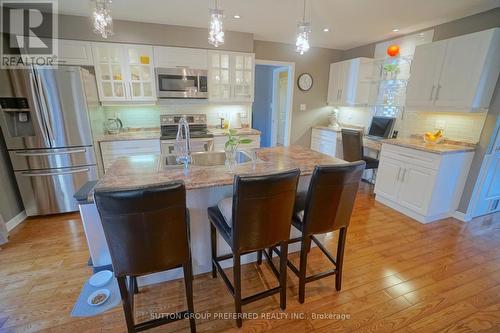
300,104,306,111
435,119,446,130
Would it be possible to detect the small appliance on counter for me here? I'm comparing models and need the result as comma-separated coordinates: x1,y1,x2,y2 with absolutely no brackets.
229,112,242,129
104,117,123,134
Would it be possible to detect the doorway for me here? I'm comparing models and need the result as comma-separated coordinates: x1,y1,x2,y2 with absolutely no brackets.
252,61,294,147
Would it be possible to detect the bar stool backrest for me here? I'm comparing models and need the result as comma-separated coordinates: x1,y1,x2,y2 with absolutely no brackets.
94,181,190,277
232,169,300,253
302,162,365,235
341,129,364,162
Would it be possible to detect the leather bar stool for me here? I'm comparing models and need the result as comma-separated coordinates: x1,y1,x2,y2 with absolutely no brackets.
208,169,300,327
341,129,379,182
94,182,196,333
270,161,365,303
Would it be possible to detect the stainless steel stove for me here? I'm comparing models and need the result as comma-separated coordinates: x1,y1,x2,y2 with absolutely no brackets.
160,114,214,154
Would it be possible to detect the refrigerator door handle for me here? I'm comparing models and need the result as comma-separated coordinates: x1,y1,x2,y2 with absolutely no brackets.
27,71,51,147
33,69,56,145
19,167,90,177
14,148,88,156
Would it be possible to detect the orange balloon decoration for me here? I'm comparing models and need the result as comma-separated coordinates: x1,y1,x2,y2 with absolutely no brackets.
387,45,400,57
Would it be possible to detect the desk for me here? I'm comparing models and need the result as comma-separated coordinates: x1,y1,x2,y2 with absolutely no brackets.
336,136,382,154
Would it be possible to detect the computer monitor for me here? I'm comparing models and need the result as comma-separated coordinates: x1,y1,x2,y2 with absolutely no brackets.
368,116,395,139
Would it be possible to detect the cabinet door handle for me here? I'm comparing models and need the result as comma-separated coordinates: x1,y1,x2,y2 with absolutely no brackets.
337,89,340,100
396,167,401,181
429,85,435,100
339,89,343,99
435,85,441,101
401,168,407,182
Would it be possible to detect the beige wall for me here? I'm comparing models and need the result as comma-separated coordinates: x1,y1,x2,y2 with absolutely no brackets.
254,40,342,147
55,14,254,52
342,7,500,60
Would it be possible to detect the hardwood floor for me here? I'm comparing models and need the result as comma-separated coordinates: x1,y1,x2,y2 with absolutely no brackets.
1,184,499,332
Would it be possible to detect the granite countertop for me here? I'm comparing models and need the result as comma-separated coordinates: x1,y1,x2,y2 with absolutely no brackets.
96,128,161,142
92,146,346,196
208,128,261,137
382,138,476,155
96,128,260,142
313,126,341,132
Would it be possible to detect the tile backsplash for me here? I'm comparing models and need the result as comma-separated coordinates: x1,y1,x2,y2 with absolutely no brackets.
398,111,487,143
338,107,487,144
102,102,252,129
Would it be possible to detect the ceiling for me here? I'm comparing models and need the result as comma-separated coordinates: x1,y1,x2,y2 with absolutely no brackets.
58,0,500,50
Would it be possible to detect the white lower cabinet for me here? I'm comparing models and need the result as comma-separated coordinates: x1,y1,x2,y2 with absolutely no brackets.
397,164,437,215
100,139,160,172
310,128,337,157
213,134,261,151
374,157,403,202
374,144,473,223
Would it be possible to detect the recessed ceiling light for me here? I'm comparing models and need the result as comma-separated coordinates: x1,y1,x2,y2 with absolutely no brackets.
392,28,400,32
323,28,329,32
233,14,241,19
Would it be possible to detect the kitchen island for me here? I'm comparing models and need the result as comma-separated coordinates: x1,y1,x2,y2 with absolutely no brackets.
80,146,347,285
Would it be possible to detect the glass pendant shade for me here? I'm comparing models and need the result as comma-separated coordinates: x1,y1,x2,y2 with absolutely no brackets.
208,7,225,47
92,0,114,39
296,22,311,55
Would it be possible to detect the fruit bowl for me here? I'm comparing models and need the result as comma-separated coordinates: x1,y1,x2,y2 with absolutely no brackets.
423,130,444,143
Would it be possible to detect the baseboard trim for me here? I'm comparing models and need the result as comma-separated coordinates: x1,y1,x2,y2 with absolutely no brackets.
6,211,27,232
375,195,450,224
452,211,472,222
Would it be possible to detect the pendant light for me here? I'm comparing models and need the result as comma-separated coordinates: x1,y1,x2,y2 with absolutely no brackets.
92,0,114,39
208,0,225,47
296,0,311,55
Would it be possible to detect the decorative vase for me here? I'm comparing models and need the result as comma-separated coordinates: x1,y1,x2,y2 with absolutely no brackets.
225,146,237,171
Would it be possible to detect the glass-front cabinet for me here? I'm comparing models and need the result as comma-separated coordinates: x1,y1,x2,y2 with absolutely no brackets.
126,46,155,101
92,43,156,102
92,44,127,101
209,52,231,101
208,51,254,102
233,54,254,101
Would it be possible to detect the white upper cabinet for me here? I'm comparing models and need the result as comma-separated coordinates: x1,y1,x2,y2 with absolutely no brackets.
208,51,254,103
327,62,345,105
55,39,93,65
92,43,128,102
406,28,500,112
153,46,208,69
405,41,447,108
92,43,156,103
327,57,373,106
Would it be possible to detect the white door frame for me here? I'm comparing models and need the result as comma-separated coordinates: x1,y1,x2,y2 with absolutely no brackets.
255,59,295,146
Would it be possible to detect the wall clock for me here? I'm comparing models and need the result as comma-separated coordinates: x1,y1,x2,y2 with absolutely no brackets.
297,73,313,91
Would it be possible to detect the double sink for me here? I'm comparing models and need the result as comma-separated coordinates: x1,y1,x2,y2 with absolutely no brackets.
164,150,255,167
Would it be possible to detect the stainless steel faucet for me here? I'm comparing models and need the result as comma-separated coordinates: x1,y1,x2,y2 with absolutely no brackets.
175,116,192,168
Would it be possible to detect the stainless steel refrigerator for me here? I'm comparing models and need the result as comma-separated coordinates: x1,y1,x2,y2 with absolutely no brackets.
0,66,98,216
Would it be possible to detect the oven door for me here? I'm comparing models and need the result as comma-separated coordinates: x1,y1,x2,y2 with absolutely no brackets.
161,138,213,154
156,68,208,99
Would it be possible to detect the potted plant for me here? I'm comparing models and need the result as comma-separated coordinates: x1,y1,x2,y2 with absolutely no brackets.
225,129,252,169
383,63,400,80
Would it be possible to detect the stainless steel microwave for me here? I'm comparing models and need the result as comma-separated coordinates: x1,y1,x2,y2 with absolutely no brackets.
156,68,208,99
